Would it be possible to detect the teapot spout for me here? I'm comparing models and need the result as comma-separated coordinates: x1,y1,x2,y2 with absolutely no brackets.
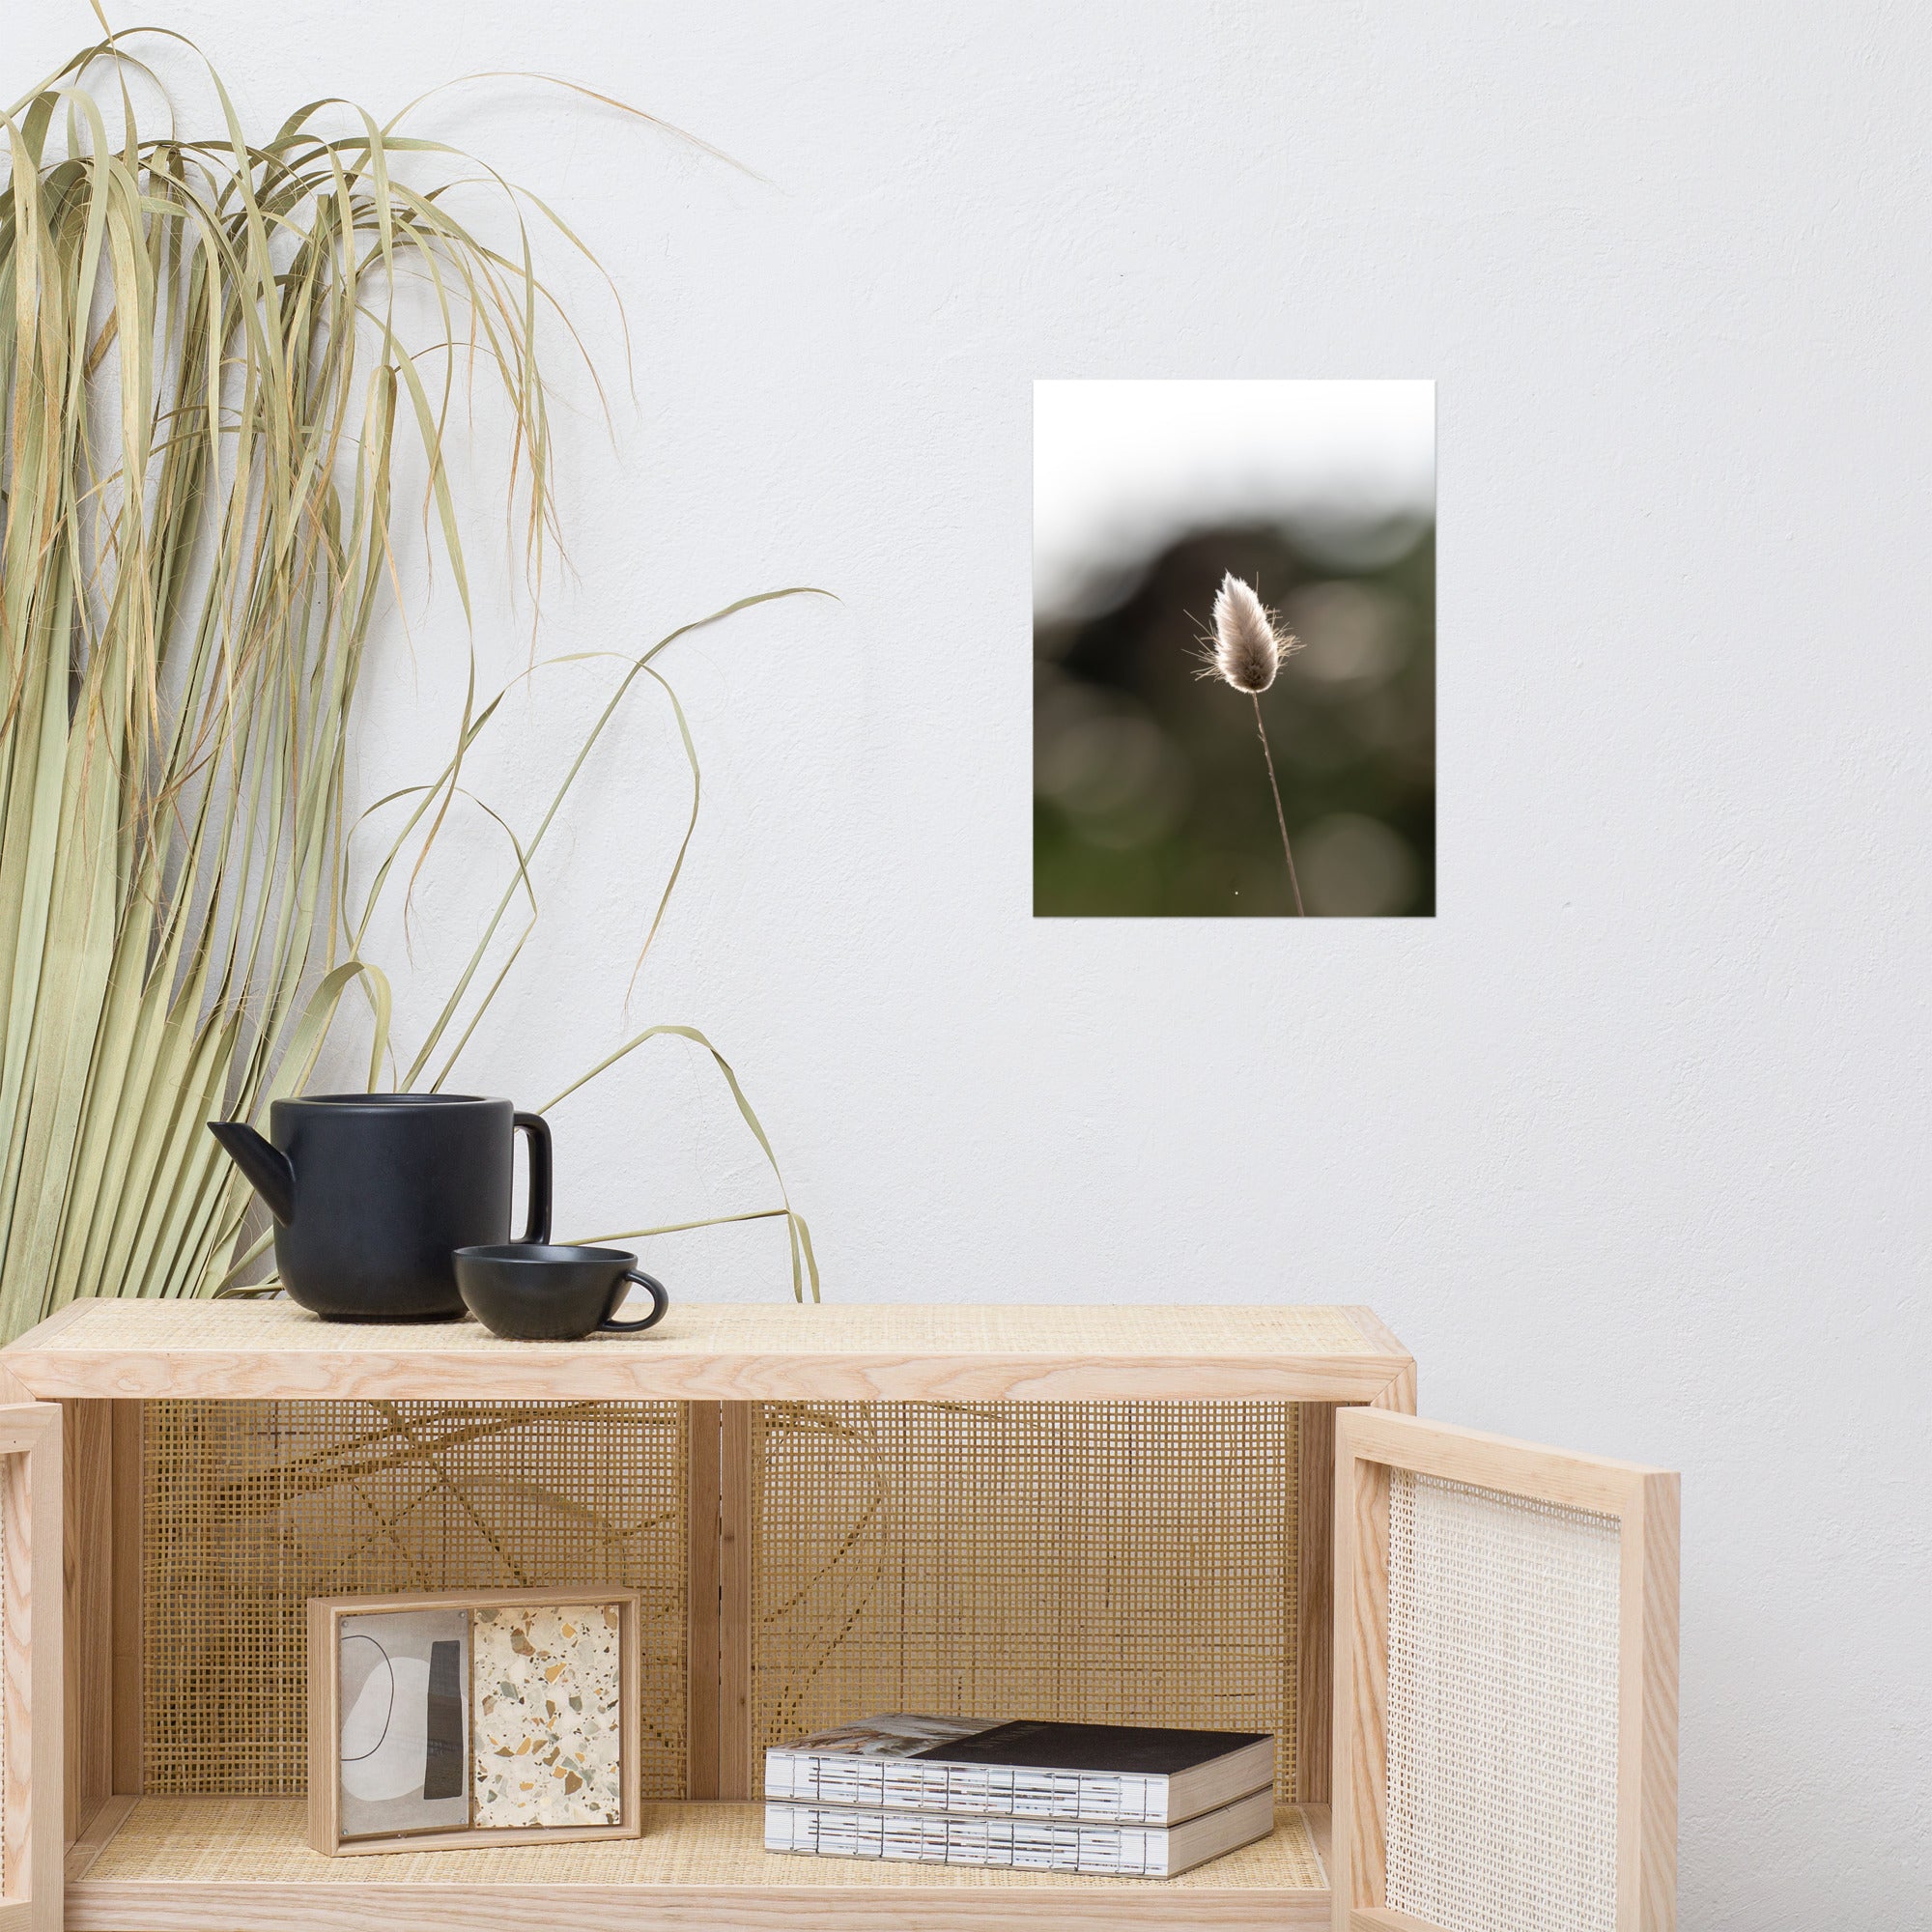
207,1120,296,1224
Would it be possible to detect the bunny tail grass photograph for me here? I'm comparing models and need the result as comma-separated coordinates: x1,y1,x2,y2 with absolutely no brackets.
1034,379,1435,918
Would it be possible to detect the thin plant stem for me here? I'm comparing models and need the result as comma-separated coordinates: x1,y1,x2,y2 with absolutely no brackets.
1250,694,1305,917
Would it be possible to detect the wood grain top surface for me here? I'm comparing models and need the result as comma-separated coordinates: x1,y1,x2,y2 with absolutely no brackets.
4,1298,1410,1402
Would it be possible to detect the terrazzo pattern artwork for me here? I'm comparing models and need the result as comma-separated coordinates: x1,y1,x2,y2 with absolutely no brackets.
471,1603,625,1828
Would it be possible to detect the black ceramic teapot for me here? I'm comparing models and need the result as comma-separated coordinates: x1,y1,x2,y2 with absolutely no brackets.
209,1094,551,1321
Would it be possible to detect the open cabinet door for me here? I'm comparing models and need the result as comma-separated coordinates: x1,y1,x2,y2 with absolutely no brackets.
0,1405,60,1932
1333,1408,1677,1932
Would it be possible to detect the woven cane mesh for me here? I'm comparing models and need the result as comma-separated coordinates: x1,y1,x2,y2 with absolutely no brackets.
751,1401,1299,1798
1385,1469,1621,1932
142,1401,686,1796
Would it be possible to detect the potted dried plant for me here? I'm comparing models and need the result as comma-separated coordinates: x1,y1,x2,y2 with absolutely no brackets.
0,22,816,1339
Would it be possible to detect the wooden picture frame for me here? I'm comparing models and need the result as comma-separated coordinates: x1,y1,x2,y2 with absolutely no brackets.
1332,1408,1679,1932
307,1585,642,1856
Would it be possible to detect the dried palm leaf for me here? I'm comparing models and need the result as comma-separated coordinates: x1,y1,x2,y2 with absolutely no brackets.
0,27,819,1336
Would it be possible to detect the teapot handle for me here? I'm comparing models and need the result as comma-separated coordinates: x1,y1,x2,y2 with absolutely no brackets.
513,1112,553,1244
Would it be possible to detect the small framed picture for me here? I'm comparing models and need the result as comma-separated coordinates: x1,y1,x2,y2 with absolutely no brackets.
306,1586,641,1855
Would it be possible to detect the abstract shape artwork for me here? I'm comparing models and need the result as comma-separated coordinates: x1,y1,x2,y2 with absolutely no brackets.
337,1606,471,1838
472,1603,626,1827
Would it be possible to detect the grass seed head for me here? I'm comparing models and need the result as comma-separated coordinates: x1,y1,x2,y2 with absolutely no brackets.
1203,573,1297,695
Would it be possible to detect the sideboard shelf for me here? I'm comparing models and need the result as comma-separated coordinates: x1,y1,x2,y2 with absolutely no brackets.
0,1297,1419,1932
63,1796,1335,1929
0,1301,1677,1930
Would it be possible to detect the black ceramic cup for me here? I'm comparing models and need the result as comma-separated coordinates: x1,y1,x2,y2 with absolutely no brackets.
452,1243,669,1342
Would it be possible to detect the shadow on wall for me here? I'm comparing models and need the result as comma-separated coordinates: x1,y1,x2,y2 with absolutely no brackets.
1034,523,1435,918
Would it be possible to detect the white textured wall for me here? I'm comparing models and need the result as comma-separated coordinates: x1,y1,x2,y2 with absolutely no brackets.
17,4,1928,1921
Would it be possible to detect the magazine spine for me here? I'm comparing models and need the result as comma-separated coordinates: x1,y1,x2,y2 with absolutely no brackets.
763,1801,1178,1876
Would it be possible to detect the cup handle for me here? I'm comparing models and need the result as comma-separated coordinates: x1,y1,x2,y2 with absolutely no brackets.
600,1270,669,1333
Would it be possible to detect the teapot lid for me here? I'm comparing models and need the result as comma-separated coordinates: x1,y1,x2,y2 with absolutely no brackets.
281,1092,507,1108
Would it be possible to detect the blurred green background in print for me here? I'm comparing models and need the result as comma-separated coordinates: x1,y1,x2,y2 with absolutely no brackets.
1034,382,1435,919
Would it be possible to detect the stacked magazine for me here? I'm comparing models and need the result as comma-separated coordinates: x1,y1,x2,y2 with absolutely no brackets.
764,1714,1276,1878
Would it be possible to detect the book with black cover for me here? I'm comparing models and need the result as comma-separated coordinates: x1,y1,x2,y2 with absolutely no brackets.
765,1715,1275,1827
920,1720,1269,1776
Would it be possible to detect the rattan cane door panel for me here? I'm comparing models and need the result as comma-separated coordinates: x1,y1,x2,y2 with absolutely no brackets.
141,1401,686,1798
1333,1410,1678,1932
749,1401,1302,1799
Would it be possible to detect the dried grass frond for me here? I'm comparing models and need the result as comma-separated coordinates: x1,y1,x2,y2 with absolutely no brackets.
0,26,820,1335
